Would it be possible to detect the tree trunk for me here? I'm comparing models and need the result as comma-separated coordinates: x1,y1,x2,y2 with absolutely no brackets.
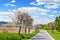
18,26,21,34
51,26,54,33
28,28,30,34
25,27,27,34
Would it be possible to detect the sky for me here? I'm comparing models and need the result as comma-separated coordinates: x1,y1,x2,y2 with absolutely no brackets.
0,0,60,24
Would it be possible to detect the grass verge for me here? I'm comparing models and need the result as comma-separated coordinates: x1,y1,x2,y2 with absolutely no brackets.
47,30,60,40
0,30,39,40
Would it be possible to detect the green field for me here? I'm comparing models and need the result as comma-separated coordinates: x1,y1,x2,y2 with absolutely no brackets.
0,30,39,40
47,30,60,40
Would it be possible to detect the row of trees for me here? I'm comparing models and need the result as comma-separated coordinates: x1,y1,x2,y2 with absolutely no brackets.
11,10,33,34
43,16,60,32
55,16,60,31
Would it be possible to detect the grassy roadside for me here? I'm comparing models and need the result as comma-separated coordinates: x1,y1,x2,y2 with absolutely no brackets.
47,30,60,40
0,30,39,40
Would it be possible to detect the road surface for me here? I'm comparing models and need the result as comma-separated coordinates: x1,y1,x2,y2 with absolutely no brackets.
29,30,54,40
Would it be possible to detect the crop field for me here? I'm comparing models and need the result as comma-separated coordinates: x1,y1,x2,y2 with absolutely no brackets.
0,27,34,33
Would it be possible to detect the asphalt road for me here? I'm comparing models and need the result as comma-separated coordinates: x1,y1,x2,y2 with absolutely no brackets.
29,30,54,40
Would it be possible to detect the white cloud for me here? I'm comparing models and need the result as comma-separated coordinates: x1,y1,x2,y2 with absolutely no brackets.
36,0,60,4
0,12,14,22
30,0,60,9
8,9,13,12
0,18,2,20
30,2,40,6
11,0,16,3
4,0,16,7
49,15,55,17
58,12,60,14
45,4,59,9
53,0,60,2
0,7,56,24
52,10,58,14
30,1,44,6
4,3,15,7
0,12,13,15
33,18,54,24
31,15,39,19
17,7,50,15
30,2,37,5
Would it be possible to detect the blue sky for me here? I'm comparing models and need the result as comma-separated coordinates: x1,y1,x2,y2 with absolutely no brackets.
0,0,60,24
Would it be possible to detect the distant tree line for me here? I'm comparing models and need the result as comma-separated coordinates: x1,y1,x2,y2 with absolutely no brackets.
43,16,60,32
